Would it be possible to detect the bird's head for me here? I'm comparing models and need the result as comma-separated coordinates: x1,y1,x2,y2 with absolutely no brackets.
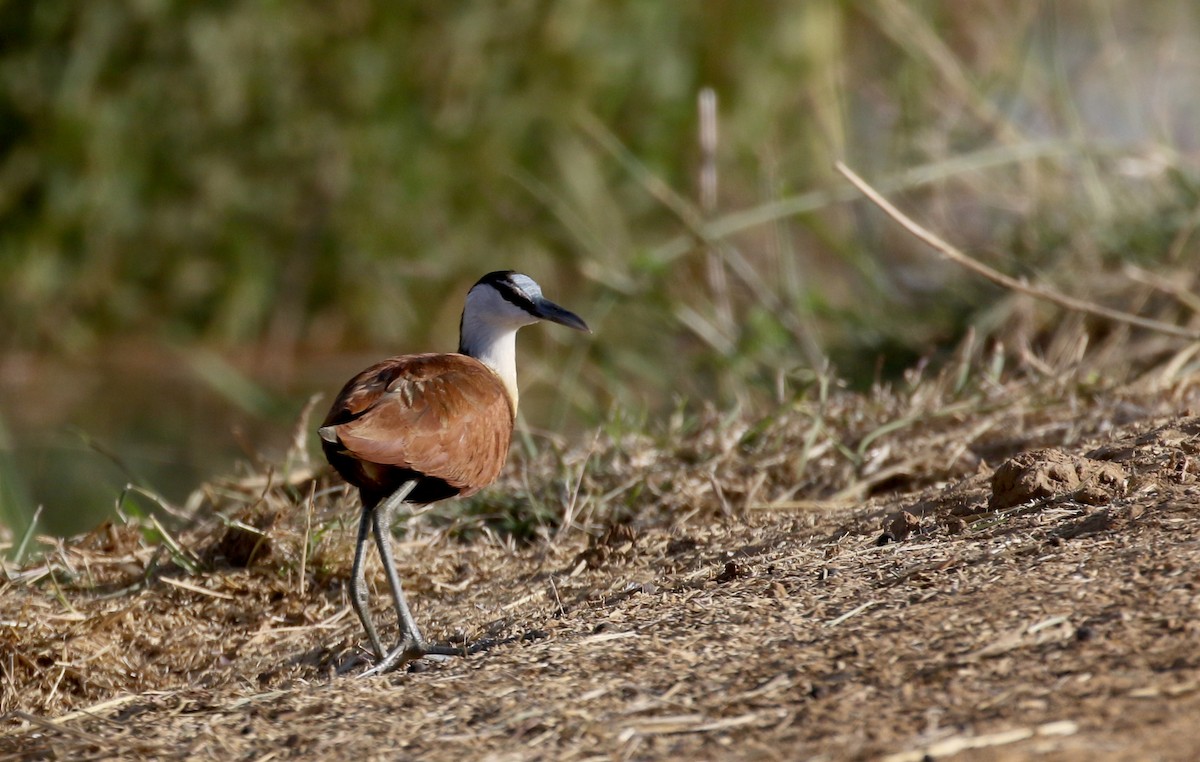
459,271,589,353
458,270,590,409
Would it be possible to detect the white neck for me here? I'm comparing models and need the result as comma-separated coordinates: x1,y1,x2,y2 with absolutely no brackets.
458,281,544,413
460,319,521,412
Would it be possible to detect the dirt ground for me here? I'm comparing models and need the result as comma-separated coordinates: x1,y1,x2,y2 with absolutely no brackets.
3,372,1200,760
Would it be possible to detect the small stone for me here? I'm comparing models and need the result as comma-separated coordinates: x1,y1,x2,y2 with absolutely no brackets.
990,449,1127,510
887,511,921,541
716,560,743,583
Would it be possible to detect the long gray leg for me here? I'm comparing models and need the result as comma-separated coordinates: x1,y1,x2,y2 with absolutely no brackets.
349,501,385,660
356,481,476,676
371,481,423,644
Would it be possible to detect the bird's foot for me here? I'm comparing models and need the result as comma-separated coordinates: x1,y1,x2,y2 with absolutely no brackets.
354,633,517,677
357,637,470,678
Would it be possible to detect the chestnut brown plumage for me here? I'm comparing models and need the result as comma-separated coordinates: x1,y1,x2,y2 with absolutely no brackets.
322,354,514,507
319,271,589,675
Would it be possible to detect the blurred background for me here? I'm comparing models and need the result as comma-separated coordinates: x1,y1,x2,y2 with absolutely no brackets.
2,1,1199,538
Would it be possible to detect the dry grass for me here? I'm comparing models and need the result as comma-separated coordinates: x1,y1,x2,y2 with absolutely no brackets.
4,333,1200,758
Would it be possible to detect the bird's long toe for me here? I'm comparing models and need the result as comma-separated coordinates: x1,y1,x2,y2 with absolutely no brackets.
357,637,468,677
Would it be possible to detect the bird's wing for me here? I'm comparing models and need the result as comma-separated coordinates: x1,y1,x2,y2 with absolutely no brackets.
320,354,515,494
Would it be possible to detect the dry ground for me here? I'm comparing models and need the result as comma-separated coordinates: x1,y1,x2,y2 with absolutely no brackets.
4,363,1200,761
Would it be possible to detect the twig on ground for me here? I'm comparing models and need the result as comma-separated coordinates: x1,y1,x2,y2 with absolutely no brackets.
825,601,879,628
882,720,1079,762
159,576,235,601
300,481,315,597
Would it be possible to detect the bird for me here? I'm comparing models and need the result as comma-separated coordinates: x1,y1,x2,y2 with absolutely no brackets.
318,270,589,675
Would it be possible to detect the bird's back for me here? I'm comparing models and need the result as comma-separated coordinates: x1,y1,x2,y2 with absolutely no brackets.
320,353,515,507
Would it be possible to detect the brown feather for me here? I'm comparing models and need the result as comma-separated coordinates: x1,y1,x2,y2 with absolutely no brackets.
320,353,515,504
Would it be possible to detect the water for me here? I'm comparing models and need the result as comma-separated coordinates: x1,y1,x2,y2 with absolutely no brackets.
0,344,344,538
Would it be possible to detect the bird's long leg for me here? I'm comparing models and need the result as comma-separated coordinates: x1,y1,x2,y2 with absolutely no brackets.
361,482,473,676
371,481,423,646
349,501,385,660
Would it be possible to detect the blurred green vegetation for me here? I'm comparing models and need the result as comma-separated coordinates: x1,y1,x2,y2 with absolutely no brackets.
3,1,1200,538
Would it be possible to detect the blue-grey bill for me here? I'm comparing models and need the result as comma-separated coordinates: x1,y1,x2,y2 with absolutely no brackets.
535,299,591,333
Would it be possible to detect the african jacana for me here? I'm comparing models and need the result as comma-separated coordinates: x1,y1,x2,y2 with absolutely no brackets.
319,271,589,674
